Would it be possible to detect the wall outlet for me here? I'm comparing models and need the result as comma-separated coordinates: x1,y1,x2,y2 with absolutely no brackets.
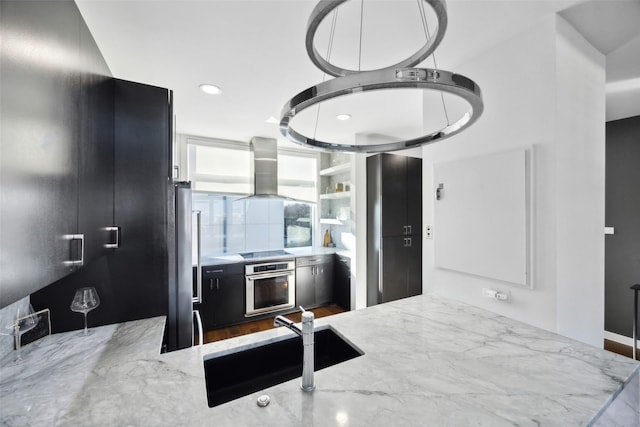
425,225,433,239
482,288,510,302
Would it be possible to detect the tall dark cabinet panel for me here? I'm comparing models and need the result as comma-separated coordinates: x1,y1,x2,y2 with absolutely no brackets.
77,20,115,265
367,153,422,306
31,80,172,333
111,79,172,322
0,1,113,309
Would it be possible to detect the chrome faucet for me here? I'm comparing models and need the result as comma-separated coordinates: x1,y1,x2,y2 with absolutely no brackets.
274,307,315,392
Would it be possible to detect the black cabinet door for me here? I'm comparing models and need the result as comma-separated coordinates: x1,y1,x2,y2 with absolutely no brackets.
381,236,422,303
406,156,422,237
296,265,315,308
406,237,422,297
380,154,408,237
77,20,114,265
0,1,81,307
381,236,408,303
334,255,351,310
206,274,245,329
111,79,171,321
314,262,334,306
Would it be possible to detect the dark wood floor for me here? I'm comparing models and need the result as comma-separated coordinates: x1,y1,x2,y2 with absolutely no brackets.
604,339,638,360
199,304,345,344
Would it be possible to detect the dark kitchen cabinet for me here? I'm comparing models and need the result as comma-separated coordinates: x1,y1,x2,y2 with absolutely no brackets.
77,13,115,266
197,263,245,330
296,255,334,309
0,1,114,309
334,254,351,311
367,153,422,306
32,79,172,333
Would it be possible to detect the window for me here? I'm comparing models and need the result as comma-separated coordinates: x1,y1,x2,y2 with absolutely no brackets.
185,137,318,259
187,138,250,194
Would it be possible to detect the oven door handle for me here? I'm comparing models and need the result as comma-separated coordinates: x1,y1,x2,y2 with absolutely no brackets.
246,270,295,281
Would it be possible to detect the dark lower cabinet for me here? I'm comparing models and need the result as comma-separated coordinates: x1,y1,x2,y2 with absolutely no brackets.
197,264,245,330
381,237,422,303
296,255,334,309
334,255,351,311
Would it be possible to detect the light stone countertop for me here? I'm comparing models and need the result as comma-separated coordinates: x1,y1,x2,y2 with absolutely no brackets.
0,293,637,426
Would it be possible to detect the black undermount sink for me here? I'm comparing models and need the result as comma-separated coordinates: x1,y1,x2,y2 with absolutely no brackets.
203,326,363,407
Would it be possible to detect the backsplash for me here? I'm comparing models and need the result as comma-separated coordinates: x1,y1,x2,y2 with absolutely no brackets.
0,297,28,359
193,194,299,260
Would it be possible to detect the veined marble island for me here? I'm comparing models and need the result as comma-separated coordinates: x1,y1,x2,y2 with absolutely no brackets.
1,294,637,426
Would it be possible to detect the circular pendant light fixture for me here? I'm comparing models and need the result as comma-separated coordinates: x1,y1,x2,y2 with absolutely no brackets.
280,0,483,153
280,67,483,153
306,0,448,77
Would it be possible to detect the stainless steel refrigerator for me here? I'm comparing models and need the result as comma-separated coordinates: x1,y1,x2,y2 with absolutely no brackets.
166,181,195,352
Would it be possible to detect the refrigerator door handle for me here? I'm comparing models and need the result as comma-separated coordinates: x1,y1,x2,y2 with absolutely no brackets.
193,309,203,347
192,210,202,304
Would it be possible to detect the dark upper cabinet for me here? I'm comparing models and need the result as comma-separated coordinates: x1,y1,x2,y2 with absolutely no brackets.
109,79,172,322
78,16,115,265
367,153,423,306
31,79,172,333
0,1,114,308
379,154,422,237
380,154,409,237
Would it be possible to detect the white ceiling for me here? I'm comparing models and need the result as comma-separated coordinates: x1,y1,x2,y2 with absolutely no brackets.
75,0,640,146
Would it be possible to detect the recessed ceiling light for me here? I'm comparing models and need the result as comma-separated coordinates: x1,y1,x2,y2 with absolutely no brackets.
199,84,221,95
265,116,279,124
336,114,351,121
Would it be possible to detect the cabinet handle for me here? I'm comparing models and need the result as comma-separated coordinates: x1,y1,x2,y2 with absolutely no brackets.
405,237,412,247
103,226,120,249
216,278,220,290
407,225,412,235
193,210,202,304
63,234,84,267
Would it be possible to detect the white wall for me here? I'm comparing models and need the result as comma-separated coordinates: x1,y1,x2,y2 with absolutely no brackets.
422,15,605,347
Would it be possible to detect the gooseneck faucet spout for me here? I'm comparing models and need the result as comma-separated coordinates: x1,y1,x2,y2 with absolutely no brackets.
274,307,315,392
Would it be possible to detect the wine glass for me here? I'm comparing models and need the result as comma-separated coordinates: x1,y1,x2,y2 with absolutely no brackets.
70,287,100,336
3,304,40,363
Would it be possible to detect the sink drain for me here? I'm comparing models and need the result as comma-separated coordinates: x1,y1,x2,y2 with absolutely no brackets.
257,395,270,407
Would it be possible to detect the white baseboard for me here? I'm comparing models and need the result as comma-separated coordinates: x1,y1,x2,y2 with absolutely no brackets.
605,330,636,348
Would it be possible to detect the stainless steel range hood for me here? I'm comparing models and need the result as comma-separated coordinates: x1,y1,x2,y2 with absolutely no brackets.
236,136,301,202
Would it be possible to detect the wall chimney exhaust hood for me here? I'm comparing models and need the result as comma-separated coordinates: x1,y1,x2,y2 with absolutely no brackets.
235,137,310,203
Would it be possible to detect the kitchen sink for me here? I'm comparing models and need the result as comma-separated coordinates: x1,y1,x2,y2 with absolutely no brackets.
203,326,363,407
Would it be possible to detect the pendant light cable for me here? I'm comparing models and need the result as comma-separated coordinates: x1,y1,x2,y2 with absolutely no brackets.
417,0,450,126
358,0,364,72
314,8,339,140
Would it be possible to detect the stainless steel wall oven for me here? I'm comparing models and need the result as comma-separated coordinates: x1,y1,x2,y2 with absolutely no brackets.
245,259,295,316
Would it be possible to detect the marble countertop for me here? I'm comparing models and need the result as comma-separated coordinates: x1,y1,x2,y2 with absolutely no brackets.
1,293,637,426
199,247,350,266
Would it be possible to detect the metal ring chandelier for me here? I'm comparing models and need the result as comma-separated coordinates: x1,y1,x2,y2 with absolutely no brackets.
280,0,484,153
306,0,448,77
280,68,483,153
